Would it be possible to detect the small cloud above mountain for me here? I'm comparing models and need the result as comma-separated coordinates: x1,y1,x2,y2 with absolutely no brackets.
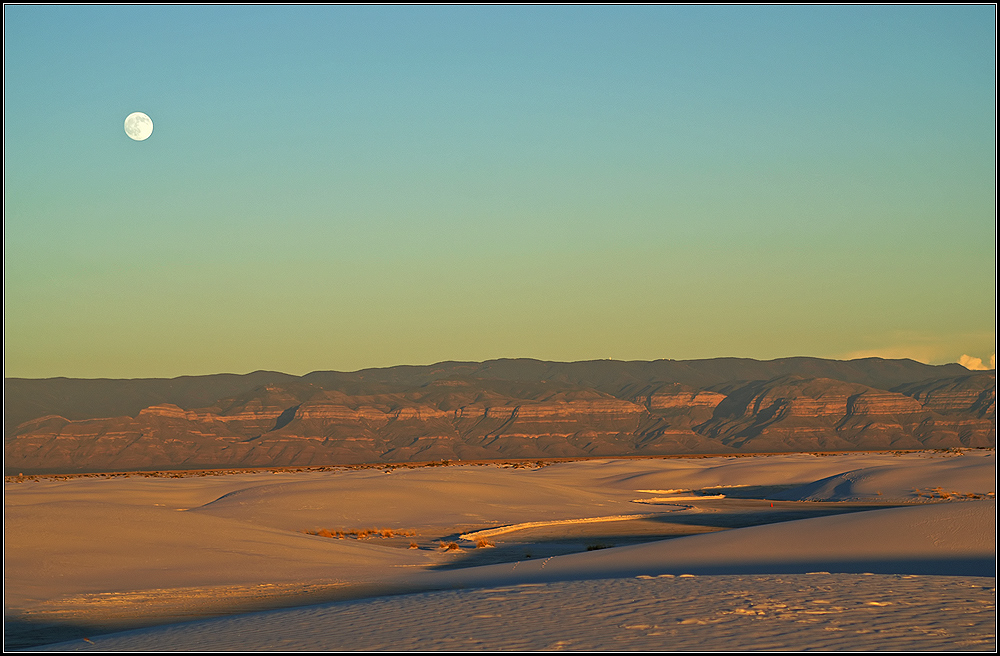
958,354,995,371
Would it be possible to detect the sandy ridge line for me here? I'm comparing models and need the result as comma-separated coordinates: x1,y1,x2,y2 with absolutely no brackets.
5,449,955,481
458,513,672,541
633,495,727,502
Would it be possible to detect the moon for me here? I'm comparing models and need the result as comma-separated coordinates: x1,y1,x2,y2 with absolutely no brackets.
124,112,153,141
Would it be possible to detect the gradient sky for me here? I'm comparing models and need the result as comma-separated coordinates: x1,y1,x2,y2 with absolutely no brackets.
4,5,996,378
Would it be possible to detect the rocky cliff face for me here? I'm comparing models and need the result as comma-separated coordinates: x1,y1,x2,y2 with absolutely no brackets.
892,375,996,418
4,360,994,474
693,375,992,452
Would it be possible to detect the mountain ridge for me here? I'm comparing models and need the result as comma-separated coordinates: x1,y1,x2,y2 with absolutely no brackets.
5,357,993,474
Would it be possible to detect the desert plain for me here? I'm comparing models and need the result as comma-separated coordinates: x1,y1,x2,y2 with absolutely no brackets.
5,448,995,651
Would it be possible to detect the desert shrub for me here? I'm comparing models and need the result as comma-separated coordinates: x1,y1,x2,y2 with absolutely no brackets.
306,527,414,540
586,542,613,551
475,539,495,549
439,541,461,551
409,542,419,549
380,528,415,538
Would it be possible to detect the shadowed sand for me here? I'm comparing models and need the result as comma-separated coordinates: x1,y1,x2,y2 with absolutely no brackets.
5,449,995,650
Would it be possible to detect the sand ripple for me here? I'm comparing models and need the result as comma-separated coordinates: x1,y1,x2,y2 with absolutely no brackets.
35,574,995,652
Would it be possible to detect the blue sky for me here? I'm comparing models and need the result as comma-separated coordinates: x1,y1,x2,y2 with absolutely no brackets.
4,5,995,377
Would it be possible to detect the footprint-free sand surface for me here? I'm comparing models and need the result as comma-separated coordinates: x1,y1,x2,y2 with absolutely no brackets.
5,449,995,651
27,574,996,652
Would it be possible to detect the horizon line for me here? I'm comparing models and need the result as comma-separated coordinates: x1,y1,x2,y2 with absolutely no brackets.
4,354,990,382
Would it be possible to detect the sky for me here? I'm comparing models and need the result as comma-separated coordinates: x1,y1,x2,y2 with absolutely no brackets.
3,5,996,379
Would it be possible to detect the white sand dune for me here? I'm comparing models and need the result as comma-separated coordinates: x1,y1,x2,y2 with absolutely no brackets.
31,574,997,652
6,449,996,651
186,465,637,531
458,513,662,541
772,455,996,503
578,450,991,491
421,500,995,589
28,500,996,652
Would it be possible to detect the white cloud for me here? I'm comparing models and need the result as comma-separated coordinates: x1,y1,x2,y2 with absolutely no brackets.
958,354,995,371
840,331,995,367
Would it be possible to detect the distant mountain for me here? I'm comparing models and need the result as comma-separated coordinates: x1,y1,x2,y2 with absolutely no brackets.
4,358,994,474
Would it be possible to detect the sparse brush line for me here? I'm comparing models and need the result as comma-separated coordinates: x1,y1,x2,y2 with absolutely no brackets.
458,513,663,541
304,527,417,540
912,487,993,500
636,489,693,494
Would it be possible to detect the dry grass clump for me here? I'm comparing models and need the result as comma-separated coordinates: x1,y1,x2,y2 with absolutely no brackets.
586,542,614,551
314,529,342,539
475,538,495,549
913,487,994,500
408,542,419,549
304,527,417,540
439,541,461,551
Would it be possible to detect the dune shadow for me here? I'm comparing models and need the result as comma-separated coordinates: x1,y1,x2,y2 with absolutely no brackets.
641,502,896,529
694,484,800,498
428,502,902,570
428,536,674,569
4,580,432,650
4,618,109,651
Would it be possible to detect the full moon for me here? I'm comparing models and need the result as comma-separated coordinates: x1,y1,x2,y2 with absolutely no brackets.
124,112,153,141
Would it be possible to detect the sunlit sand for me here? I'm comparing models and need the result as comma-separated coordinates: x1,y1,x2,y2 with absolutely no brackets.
5,449,995,651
